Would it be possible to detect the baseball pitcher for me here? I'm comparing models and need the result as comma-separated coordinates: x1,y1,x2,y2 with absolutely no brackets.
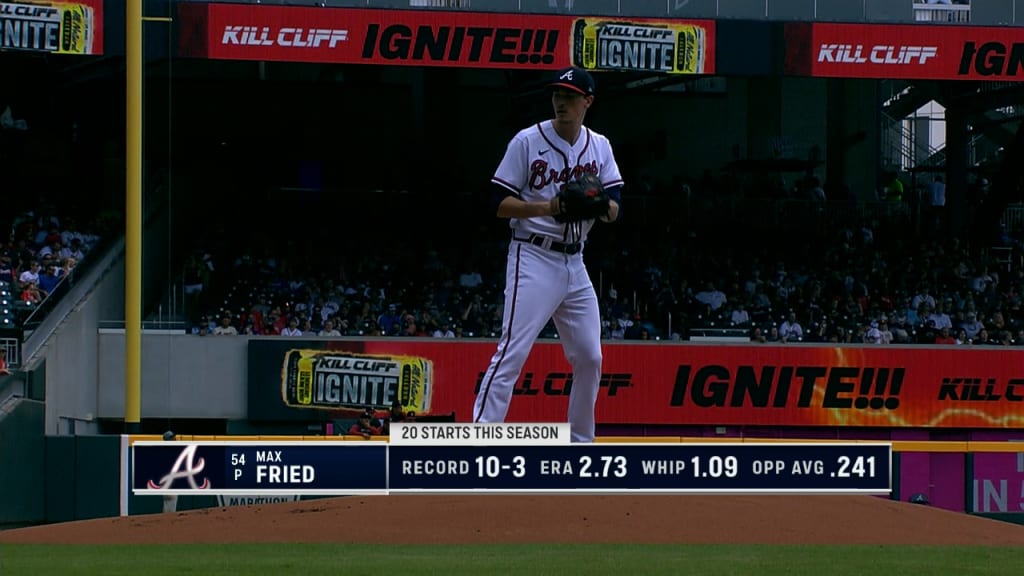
474,66,624,443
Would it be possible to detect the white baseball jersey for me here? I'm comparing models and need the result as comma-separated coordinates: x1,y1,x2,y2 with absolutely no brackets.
474,119,623,442
492,120,623,242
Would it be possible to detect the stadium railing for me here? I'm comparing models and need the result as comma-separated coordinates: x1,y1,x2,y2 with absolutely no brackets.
913,3,971,23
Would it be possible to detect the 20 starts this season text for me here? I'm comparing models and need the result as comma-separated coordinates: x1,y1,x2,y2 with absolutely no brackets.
396,423,563,442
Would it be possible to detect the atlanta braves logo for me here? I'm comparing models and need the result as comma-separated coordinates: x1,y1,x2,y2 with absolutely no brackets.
529,159,598,190
146,444,211,490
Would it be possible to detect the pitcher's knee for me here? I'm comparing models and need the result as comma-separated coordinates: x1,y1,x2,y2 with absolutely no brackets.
572,349,602,372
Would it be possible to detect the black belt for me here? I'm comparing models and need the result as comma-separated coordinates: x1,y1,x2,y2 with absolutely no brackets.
513,233,582,255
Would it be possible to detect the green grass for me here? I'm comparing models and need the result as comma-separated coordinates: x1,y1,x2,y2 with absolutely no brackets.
1,543,1022,576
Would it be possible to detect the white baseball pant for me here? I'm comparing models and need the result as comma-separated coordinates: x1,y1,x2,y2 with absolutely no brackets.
473,237,602,442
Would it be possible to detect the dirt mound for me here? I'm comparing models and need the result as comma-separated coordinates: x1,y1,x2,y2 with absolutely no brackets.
2,495,1023,546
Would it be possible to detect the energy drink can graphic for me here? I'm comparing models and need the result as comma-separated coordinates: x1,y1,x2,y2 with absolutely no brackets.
571,18,707,74
281,349,433,415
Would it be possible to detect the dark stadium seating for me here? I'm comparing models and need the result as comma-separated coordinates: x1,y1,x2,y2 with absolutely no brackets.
0,281,15,328
181,179,1024,347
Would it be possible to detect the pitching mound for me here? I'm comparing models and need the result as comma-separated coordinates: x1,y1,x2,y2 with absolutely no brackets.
2,495,1024,546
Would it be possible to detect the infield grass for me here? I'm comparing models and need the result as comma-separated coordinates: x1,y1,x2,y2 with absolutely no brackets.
1,543,1021,575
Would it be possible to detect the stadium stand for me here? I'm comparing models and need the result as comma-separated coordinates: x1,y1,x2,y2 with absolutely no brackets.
1,208,117,326
179,169,1024,347
0,63,123,368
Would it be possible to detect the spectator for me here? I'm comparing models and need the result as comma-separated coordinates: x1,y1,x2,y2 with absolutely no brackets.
911,284,936,311
349,411,382,440
65,238,86,261
300,319,317,336
382,400,414,435
730,302,750,327
0,253,13,283
694,282,727,312
20,283,42,305
877,318,894,344
38,262,60,295
609,316,631,340
864,320,883,344
961,312,984,339
61,257,78,277
281,318,302,336
779,312,803,342
883,172,904,202
432,319,454,338
318,319,341,337
927,303,953,331
18,261,40,287
377,304,401,334
935,327,956,344
213,315,238,335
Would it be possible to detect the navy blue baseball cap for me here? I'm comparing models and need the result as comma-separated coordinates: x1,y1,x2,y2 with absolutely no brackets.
547,66,595,96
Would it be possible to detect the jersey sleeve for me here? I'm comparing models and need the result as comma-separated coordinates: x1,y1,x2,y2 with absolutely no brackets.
600,136,625,190
491,134,529,196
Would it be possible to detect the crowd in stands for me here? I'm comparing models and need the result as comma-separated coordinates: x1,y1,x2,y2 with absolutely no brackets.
1,178,1016,353
183,169,1024,347
3,84,1017,353
1,181,1018,352
0,70,115,367
0,206,108,330
1,76,120,368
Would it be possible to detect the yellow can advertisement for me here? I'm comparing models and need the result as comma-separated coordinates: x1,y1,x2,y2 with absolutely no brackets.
281,349,433,416
572,17,715,75
0,1,101,55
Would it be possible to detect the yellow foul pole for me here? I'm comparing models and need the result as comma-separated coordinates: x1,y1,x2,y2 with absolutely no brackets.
125,0,143,431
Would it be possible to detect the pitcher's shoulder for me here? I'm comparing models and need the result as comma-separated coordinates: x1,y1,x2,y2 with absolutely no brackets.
584,128,619,155
585,126,615,146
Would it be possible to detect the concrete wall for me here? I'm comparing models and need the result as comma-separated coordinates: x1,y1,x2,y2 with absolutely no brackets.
43,254,125,435
97,332,249,420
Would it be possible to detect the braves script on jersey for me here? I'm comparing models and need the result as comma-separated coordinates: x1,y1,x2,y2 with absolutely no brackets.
492,120,623,241
474,119,623,443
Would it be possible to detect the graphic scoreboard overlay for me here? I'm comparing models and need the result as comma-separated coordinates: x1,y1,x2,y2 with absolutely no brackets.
132,425,892,496
388,444,891,493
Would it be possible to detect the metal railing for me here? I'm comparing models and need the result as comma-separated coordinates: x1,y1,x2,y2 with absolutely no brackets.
978,81,1023,94
881,110,947,171
0,337,18,368
407,0,471,6
913,3,971,23
97,320,189,332
974,82,1024,118
881,80,1024,170
1001,203,1024,231
880,80,913,109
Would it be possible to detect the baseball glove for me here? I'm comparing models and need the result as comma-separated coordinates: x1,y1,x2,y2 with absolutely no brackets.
551,173,610,223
